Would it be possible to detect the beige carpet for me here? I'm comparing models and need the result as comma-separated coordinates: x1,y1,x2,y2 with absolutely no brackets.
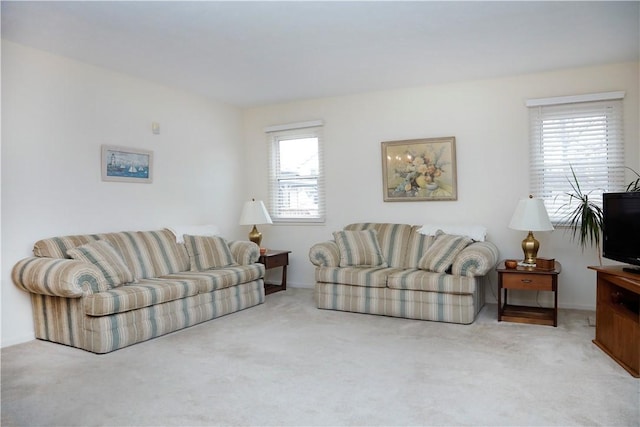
2,288,638,426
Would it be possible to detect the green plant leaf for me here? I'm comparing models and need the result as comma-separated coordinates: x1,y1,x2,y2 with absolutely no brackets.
556,165,603,254
625,166,640,192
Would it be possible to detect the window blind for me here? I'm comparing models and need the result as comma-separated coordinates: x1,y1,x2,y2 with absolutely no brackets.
528,97,625,224
266,122,325,223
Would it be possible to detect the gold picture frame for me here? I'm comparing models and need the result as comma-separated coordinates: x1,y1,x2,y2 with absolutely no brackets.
382,137,457,201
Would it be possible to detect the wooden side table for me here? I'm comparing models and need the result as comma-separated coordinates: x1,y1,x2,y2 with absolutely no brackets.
496,260,561,327
258,250,291,295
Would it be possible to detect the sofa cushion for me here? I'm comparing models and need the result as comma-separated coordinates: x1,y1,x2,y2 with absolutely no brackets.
184,235,236,271
418,232,473,273
315,266,400,288
387,269,477,294
344,223,412,268
104,232,157,280
67,240,135,288
404,227,437,269
162,264,265,293
138,229,190,275
333,230,387,267
35,231,164,280
83,278,199,316
34,234,103,258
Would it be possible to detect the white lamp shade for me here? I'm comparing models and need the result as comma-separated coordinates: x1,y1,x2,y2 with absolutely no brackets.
508,197,554,232
239,200,273,225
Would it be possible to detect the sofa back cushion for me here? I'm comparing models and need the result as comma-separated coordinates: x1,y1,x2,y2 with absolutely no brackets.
333,230,387,268
404,226,438,268
102,232,157,279
138,229,190,275
33,229,191,280
344,223,412,268
34,234,104,258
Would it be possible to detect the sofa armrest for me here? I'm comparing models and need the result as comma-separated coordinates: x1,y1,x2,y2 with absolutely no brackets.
451,241,499,277
309,241,340,267
229,241,260,265
12,257,105,297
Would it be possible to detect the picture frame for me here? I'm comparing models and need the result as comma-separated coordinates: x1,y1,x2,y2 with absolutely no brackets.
382,136,457,201
101,145,153,183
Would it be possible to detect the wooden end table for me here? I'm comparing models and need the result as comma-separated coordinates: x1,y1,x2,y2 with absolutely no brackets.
258,250,291,295
496,260,561,327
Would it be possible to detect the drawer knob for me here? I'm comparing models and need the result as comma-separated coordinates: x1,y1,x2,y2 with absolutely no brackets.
521,279,533,284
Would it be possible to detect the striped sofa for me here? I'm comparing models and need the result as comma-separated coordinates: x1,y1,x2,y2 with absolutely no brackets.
12,229,265,353
309,223,499,324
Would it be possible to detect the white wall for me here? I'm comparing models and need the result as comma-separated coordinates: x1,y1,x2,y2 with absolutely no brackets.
243,61,640,310
2,41,638,347
1,41,245,347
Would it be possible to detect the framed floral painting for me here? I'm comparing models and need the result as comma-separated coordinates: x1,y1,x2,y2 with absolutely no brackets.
382,137,457,201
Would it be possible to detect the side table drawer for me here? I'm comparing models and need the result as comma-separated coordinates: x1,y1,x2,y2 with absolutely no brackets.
503,273,553,291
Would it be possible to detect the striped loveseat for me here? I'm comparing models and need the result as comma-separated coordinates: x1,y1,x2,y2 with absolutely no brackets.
12,229,265,353
309,223,499,324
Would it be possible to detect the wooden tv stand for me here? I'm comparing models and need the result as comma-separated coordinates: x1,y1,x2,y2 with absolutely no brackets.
588,265,640,377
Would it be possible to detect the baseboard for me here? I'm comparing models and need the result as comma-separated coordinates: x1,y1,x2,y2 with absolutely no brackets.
1,334,36,349
281,282,314,289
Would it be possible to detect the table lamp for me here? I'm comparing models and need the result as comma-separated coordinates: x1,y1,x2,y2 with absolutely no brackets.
239,199,272,247
508,195,554,266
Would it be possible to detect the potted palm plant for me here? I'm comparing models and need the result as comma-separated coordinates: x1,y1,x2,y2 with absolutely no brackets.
559,166,640,265
558,165,604,265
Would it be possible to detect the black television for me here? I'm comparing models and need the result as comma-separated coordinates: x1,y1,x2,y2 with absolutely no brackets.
602,192,640,273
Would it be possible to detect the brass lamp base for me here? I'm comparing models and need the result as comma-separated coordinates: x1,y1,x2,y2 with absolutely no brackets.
248,225,262,247
521,230,540,265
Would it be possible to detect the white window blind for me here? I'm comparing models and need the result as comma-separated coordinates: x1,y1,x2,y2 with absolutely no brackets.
266,121,325,223
528,95,625,224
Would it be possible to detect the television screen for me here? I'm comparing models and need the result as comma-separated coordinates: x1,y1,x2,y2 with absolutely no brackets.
603,192,640,271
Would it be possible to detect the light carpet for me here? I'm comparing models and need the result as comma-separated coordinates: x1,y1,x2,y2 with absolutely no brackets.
2,288,638,426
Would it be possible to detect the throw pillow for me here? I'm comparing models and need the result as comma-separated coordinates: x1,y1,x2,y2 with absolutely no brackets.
418,231,473,273
67,240,135,288
183,235,236,271
333,230,388,268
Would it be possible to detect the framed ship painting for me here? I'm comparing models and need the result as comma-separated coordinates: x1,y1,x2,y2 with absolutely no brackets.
101,145,153,183
382,137,457,201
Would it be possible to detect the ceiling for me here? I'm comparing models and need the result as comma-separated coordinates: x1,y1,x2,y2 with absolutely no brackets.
2,1,639,108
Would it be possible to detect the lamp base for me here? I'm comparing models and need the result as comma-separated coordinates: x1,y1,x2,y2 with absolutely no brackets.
248,225,262,247
521,230,539,265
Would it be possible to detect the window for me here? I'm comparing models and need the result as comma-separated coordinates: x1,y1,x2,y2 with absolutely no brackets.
527,92,625,224
266,121,325,223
